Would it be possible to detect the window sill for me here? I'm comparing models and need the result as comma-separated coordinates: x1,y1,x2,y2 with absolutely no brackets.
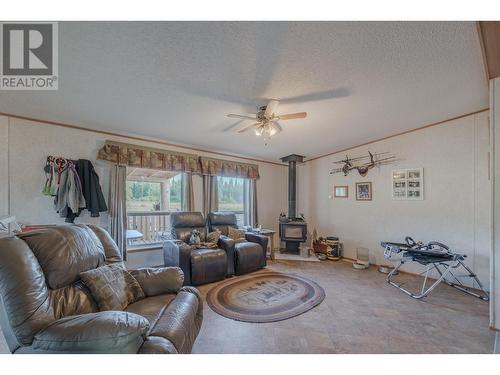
127,244,163,253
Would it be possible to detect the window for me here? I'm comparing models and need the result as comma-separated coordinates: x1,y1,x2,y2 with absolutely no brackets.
126,170,183,212
126,168,184,247
217,176,245,225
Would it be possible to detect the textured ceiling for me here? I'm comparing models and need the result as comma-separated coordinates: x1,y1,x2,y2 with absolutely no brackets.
0,22,488,161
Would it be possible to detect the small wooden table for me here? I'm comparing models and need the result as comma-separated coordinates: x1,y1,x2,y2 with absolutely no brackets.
258,229,277,260
126,229,143,245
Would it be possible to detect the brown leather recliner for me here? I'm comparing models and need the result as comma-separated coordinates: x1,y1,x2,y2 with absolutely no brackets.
208,212,268,275
163,212,234,286
0,224,203,354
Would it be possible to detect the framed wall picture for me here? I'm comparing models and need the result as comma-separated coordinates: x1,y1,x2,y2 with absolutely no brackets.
334,185,348,198
392,168,424,200
355,182,372,201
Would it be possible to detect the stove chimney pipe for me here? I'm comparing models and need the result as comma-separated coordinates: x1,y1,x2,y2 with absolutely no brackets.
280,154,305,220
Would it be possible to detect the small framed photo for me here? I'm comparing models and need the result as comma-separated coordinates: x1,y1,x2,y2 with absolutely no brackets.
356,182,372,201
334,185,348,198
392,168,424,200
393,171,406,180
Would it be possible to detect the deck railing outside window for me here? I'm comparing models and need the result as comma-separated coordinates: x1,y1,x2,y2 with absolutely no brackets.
127,211,172,248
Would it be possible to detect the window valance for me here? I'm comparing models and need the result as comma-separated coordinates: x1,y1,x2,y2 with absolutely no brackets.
97,141,259,179
199,157,259,179
97,141,202,174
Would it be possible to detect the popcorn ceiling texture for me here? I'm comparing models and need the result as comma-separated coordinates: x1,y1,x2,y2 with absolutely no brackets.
0,22,488,161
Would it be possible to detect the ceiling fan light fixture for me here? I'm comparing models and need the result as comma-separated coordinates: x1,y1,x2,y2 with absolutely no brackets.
227,99,307,139
268,125,278,137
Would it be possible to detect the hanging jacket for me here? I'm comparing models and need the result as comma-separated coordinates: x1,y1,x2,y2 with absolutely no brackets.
54,162,86,221
65,159,108,222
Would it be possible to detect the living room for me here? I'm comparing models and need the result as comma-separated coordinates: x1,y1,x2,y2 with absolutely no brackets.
1,1,500,372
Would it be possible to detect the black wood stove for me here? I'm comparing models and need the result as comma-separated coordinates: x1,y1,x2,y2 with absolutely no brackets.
279,154,307,253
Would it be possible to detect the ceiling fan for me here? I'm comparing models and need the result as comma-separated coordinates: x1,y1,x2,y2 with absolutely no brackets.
226,99,307,138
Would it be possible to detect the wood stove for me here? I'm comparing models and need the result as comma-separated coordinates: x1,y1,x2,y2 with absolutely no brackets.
279,154,307,254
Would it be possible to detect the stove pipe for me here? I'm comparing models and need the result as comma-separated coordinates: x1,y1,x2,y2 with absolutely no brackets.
280,154,305,220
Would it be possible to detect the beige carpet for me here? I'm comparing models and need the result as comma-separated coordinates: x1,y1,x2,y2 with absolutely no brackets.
192,260,494,354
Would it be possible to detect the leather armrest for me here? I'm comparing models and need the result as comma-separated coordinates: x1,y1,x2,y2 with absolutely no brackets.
218,235,235,251
32,311,149,353
129,267,184,296
163,240,194,285
218,235,235,276
245,232,269,251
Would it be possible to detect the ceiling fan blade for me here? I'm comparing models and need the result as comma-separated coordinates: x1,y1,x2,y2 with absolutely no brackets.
277,112,307,120
272,121,283,132
237,122,260,133
264,99,280,119
223,119,245,132
227,114,257,120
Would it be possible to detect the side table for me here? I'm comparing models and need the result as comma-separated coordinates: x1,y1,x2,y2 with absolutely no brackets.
258,229,277,260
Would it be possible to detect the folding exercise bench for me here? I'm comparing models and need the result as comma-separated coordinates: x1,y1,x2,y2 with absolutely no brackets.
380,237,489,301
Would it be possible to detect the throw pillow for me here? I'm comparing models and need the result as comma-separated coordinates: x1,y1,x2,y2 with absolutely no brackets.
80,264,145,311
227,226,247,243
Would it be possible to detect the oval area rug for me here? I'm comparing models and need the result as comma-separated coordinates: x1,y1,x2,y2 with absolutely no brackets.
206,272,325,323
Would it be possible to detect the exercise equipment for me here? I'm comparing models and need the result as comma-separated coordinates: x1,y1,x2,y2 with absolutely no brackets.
380,237,489,301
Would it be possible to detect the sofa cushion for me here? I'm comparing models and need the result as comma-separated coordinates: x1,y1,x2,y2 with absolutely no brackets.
129,267,184,297
32,311,149,353
18,225,106,289
80,264,145,311
125,294,176,325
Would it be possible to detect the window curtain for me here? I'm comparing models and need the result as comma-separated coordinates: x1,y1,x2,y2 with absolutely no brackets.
202,175,219,217
98,140,202,173
182,173,195,211
199,156,260,179
244,179,258,227
108,165,128,260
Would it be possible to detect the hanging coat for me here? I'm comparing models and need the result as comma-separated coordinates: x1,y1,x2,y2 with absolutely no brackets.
66,159,108,222
54,162,86,221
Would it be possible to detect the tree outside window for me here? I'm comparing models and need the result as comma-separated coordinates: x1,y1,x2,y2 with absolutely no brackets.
126,169,183,212
217,176,245,225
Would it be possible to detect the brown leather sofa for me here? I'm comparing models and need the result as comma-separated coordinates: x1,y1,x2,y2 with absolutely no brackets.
163,212,234,286
208,212,268,275
0,224,203,354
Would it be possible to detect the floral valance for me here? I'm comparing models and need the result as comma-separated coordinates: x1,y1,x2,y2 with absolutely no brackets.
97,141,260,179
97,141,202,174
199,157,259,179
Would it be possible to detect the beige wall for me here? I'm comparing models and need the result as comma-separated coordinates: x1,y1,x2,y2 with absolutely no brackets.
298,111,491,288
0,115,287,266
